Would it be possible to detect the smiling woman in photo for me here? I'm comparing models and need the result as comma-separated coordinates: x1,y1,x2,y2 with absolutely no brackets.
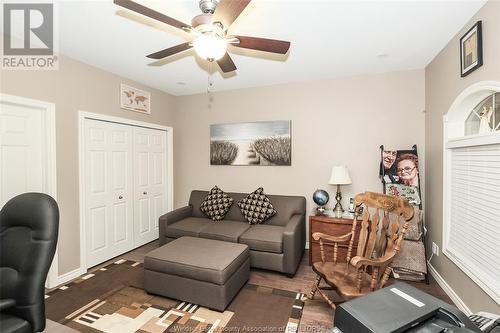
396,153,420,187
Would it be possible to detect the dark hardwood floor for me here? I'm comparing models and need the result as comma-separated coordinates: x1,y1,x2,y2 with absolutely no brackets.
85,240,451,332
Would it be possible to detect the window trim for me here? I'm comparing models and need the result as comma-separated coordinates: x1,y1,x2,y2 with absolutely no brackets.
443,81,500,305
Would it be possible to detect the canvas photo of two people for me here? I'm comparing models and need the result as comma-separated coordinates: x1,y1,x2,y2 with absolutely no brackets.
380,149,421,206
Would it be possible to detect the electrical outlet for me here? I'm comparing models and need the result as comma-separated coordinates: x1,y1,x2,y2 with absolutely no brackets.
432,242,439,256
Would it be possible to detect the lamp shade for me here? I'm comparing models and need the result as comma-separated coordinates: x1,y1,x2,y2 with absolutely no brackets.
328,165,352,185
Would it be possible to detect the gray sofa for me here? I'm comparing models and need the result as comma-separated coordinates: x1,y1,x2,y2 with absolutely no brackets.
159,190,306,276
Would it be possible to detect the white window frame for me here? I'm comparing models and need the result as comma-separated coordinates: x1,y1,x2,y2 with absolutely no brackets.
443,81,500,305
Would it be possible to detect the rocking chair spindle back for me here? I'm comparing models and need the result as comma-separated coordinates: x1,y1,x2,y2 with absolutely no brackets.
309,191,414,309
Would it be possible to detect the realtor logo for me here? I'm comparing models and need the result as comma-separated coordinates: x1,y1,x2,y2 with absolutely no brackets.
2,3,58,70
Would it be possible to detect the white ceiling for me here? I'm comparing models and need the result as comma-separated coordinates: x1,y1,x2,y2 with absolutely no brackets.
7,0,487,95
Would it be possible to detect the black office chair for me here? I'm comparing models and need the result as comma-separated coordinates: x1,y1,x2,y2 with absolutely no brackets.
0,193,59,333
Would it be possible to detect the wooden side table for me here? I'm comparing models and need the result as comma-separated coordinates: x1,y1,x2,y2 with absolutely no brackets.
309,213,362,265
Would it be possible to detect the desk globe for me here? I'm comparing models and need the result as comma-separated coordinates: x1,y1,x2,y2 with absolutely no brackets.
313,189,329,212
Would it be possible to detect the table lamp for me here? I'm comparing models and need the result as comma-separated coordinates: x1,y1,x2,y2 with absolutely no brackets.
329,165,352,217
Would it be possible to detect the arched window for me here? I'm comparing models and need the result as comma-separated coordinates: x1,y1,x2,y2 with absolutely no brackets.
464,92,500,136
443,81,500,305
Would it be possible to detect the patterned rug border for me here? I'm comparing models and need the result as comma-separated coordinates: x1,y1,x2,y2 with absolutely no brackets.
46,259,306,333
45,259,140,298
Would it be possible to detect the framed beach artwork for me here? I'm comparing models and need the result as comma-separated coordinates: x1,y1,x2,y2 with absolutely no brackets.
120,84,151,114
460,21,483,77
210,120,291,166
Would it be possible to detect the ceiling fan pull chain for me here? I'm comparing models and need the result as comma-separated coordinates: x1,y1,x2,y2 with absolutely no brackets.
207,61,214,94
207,61,215,111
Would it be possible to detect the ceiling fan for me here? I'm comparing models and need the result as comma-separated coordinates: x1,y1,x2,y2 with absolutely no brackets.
114,0,291,73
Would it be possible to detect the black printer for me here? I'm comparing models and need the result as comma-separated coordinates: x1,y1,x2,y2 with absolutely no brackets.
334,282,482,333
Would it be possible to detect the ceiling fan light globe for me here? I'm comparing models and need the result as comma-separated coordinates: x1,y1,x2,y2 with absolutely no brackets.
193,34,227,61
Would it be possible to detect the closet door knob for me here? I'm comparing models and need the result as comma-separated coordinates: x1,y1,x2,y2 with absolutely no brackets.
143,191,147,195
118,195,123,199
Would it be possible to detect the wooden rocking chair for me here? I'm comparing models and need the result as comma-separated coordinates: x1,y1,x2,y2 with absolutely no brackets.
309,191,414,309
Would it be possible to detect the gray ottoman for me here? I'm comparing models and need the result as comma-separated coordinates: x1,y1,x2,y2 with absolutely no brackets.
144,236,250,311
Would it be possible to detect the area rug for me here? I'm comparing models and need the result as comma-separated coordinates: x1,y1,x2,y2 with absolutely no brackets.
45,260,305,333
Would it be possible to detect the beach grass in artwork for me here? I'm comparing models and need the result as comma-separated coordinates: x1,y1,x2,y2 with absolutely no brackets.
210,121,291,166
210,141,239,165
253,137,291,165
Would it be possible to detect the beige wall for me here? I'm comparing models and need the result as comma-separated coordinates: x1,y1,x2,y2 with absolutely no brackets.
173,70,425,234
0,48,175,275
425,0,500,312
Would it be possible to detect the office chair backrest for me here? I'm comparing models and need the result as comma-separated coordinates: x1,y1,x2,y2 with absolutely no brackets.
0,193,59,332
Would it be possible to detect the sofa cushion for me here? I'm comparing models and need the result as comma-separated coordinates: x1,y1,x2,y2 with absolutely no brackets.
200,186,234,221
239,224,284,253
144,237,249,285
237,187,277,225
199,220,250,243
165,217,210,238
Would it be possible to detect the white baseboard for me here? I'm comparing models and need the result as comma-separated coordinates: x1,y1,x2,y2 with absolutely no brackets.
427,262,472,315
47,266,86,289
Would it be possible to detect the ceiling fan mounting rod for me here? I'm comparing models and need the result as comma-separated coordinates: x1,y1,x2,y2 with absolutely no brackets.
199,0,219,14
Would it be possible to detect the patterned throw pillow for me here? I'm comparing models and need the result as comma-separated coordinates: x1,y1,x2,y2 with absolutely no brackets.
200,186,234,221
237,187,277,225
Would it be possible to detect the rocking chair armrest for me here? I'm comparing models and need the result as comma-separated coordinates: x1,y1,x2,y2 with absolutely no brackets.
312,232,352,243
350,253,396,269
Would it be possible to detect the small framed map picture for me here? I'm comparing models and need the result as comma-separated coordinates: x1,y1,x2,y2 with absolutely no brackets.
120,84,151,114
460,21,482,77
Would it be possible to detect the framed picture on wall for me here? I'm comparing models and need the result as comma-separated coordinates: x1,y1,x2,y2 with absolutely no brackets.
210,120,291,166
460,21,483,77
120,84,151,114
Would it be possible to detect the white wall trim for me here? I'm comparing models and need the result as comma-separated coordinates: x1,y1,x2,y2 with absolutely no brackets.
446,81,500,124
77,111,174,273
78,112,87,277
0,93,59,289
46,267,86,290
446,132,500,148
427,263,472,315
166,128,174,215
79,111,172,132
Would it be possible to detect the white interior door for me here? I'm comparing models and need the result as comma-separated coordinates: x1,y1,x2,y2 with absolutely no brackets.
0,100,44,208
83,119,134,267
133,127,167,247
1,95,57,288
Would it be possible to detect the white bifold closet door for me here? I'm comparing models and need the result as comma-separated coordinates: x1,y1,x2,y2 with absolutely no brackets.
84,119,135,267
133,127,166,247
84,119,167,268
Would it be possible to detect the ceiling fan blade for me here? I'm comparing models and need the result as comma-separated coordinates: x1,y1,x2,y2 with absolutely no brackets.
146,42,192,59
217,53,237,73
212,0,251,29
232,36,290,54
113,0,190,31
